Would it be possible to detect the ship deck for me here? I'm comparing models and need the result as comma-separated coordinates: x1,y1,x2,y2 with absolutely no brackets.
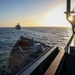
6,38,52,75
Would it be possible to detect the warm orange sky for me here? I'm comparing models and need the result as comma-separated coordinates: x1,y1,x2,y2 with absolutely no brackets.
0,0,75,27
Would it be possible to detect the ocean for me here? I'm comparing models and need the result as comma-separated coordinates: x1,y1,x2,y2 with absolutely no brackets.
0,27,72,75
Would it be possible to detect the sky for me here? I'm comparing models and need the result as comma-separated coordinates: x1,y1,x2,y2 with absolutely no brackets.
0,0,75,27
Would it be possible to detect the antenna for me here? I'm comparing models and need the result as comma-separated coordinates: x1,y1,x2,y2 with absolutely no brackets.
65,0,75,34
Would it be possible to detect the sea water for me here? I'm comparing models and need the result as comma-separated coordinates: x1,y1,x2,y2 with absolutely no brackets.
0,27,72,75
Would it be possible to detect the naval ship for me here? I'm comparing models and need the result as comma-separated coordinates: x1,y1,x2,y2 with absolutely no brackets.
15,23,21,29
6,0,75,75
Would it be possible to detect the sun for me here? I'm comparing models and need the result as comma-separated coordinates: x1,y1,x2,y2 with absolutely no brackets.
68,16,74,21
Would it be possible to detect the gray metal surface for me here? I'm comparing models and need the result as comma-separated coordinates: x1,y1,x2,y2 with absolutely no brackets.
17,45,59,75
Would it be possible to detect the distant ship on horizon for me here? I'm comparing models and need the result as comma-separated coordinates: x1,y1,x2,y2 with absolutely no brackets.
15,23,21,29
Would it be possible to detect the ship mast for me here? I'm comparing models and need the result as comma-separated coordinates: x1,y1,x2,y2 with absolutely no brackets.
65,0,75,34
